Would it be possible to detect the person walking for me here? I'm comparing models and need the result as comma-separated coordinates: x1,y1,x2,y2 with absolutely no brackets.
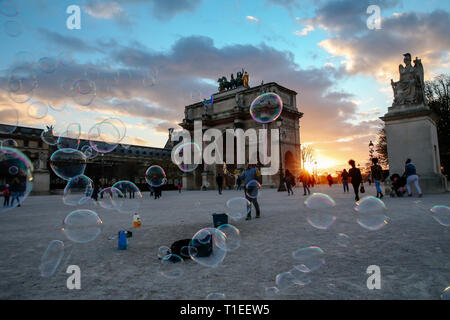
403,158,422,197
216,173,224,195
327,174,333,187
91,182,100,201
239,164,261,220
299,170,311,196
177,181,182,193
341,169,349,193
348,159,362,201
10,179,21,207
285,169,295,196
370,158,384,198
2,184,10,207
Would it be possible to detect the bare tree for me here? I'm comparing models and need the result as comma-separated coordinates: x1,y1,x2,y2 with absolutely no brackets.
375,125,388,167
301,145,315,169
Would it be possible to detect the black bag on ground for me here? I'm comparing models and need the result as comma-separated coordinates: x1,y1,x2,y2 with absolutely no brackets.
168,235,213,262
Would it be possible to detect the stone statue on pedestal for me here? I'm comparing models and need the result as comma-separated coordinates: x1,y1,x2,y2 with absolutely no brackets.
390,53,426,106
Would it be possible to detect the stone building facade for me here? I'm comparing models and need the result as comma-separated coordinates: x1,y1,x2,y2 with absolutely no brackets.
179,82,303,190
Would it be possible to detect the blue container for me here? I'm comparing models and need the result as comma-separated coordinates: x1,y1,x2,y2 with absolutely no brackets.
118,230,128,250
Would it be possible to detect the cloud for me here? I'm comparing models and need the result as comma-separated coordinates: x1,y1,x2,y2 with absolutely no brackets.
38,29,98,53
266,0,301,10
317,9,450,82
293,25,314,36
246,16,259,22
83,0,132,26
141,0,203,20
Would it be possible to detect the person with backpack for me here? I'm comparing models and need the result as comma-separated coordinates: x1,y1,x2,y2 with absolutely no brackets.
341,169,349,193
371,158,384,198
348,159,362,201
403,158,422,197
239,164,261,220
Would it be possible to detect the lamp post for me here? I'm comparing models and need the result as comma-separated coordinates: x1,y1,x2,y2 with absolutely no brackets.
277,117,286,191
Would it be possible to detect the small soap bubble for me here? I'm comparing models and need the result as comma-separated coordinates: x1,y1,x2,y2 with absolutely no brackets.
292,246,325,272
250,92,283,123
62,209,102,243
355,196,389,231
40,240,64,277
158,254,184,279
205,292,226,300
430,205,450,227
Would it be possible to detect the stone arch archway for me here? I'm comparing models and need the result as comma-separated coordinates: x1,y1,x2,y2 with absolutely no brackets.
284,150,296,175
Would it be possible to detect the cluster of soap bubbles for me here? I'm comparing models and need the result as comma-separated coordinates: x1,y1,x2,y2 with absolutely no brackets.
97,181,143,214
157,225,241,279
1,1,20,38
250,92,283,123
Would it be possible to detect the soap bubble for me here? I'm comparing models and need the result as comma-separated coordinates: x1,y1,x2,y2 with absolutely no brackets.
48,96,68,112
98,187,123,210
58,51,74,67
8,66,38,94
441,286,450,300
250,92,283,123
264,286,280,296
245,180,261,199
88,121,120,153
145,165,167,187
143,68,157,87
205,292,226,300
57,131,80,150
50,149,86,181
80,145,98,159
171,142,201,173
289,266,312,285
0,0,18,17
84,67,98,81
63,175,94,206
275,272,296,292
157,246,171,259
292,246,325,272
71,79,96,106
304,193,337,230
355,196,389,231
1,138,18,148
430,205,450,227
8,89,33,104
0,105,18,134
217,224,241,251
226,197,250,220
111,181,142,214
190,90,202,101
14,51,34,67
158,254,184,279
62,209,102,243
180,245,197,259
8,165,18,175
102,118,126,142
39,240,64,277
190,228,227,268
336,233,350,247
27,101,48,119
0,147,33,213
38,57,58,73
4,20,21,37
41,127,58,145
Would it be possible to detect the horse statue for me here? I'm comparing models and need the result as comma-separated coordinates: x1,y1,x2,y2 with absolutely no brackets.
218,76,233,91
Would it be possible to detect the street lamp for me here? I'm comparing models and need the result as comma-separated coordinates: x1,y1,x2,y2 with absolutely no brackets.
277,117,286,191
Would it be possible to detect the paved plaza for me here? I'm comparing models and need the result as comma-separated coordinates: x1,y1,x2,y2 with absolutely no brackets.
0,184,449,299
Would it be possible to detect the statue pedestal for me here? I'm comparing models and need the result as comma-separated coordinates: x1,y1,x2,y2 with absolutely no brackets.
380,105,447,193
31,170,50,195
182,173,197,190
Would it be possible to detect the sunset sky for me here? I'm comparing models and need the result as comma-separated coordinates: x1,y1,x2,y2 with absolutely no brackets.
0,0,449,173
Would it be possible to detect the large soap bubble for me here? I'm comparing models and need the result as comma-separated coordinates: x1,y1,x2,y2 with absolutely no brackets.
88,121,121,154
1,138,18,148
40,240,65,277
27,101,48,119
0,147,34,213
57,131,80,150
62,209,103,243
226,197,250,220
145,165,167,187
50,149,87,181
217,224,241,251
63,174,94,206
40,240,64,277
245,180,261,199
292,246,325,273
430,205,450,227
354,196,389,231
71,79,96,106
250,92,283,123
111,181,142,214
171,142,201,173
304,193,336,230
41,126,58,145
190,228,227,268
98,187,124,210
